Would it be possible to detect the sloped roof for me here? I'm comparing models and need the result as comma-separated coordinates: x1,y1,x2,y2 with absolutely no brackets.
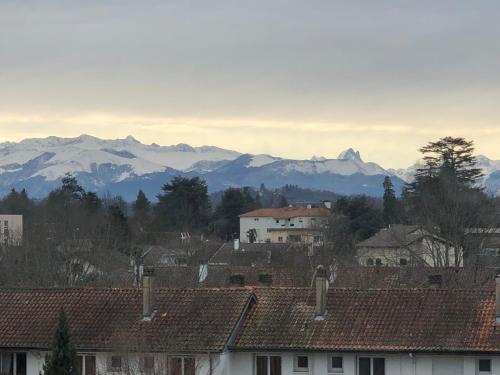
0,288,253,352
234,288,500,353
209,242,292,265
331,265,496,290
202,265,294,288
356,225,442,248
240,206,330,219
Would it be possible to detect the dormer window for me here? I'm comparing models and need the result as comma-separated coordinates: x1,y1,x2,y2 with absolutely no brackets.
229,274,245,286
259,274,273,286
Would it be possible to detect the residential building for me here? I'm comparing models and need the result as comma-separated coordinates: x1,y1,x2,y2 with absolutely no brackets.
356,224,457,267
239,205,329,244
4,270,500,375
0,214,22,246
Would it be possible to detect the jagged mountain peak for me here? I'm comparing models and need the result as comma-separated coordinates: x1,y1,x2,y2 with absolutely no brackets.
338,148,363,162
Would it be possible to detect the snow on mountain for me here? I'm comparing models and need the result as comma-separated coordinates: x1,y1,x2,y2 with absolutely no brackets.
337,148,363,162
0,134,241,181
0,136,407,198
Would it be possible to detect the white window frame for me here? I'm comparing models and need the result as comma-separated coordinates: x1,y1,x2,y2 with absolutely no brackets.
328,354,344,374
167,356,196,375
357,356,385,375
477,358,492,374
254,354,282,375
76,353,96,375
107,355,123,372
0,352,26,375
293,354,310,372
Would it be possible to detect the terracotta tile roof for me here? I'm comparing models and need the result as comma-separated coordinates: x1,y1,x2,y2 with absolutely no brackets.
0,288,253,352
234,287,500,353
240,206,330,219
209,242,292,266
356,225,441,248
332,266,496,290
202,265,294,288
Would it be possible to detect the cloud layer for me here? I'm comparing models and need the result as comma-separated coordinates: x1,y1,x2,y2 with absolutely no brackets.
1,1,500,166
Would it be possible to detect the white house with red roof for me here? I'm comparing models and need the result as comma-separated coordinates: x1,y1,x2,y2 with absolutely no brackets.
239,205,330,244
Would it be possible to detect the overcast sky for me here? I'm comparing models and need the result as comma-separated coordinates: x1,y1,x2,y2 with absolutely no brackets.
1,1,500,167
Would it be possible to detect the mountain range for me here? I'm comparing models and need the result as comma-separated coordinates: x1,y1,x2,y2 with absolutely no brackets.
0,135,498,200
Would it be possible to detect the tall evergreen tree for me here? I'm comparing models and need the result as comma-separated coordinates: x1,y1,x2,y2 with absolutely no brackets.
132,190,151,220
403,137,494,266
154,176,210,231
43,309,77,375
214,187,260,239
382,176,402,225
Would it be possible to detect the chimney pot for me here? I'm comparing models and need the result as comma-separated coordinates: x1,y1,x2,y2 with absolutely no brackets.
315,265,328,320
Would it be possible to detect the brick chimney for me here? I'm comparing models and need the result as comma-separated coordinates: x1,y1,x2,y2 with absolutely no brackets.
142,268,156,319
496,271,500,328
315,265,328,320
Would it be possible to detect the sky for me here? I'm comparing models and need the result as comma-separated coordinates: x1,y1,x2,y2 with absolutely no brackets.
1,1,500,168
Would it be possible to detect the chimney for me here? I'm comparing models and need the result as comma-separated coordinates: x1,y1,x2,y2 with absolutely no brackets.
142,268,156,319
315,265,328,320
496,271,500,327
234,238,240,251
428,274,443,288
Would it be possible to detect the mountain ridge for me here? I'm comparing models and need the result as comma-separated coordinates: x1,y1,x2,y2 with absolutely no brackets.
0,135,498,200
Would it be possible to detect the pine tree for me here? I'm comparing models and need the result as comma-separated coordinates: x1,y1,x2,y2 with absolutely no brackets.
43,309,77,375
133,190,151,220
382,176,402,225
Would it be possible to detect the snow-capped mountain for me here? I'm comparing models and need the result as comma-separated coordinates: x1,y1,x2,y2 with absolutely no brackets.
0,135,404,199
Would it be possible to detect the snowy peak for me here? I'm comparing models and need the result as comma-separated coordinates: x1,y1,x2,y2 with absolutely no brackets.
338,148,363,162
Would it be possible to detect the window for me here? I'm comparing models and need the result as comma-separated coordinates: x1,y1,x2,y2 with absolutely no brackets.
140,356,155,373
278,236,283,242
229,274,245,286
254,218,259,221
259,274,273,286
290,223,295,227
399,258,408,266
478,359,492,374
358,357,385,375
329,356,343,373
108,355,122,372
1,352,27,375
276,220,280,224
294,355,309,372
366,258,374,266
375,258,382,266
76,355,96,375
168,357,195,375
255,355,281,375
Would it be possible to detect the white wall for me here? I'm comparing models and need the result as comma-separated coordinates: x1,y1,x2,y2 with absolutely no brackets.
0,214,23,246
13,350,500,375
240,216,326,243
227,352,499,375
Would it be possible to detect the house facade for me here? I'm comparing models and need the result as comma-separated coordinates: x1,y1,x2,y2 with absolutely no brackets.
239,206,329,244
356,224,457,268
3,270,500,375
0,214,23,246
